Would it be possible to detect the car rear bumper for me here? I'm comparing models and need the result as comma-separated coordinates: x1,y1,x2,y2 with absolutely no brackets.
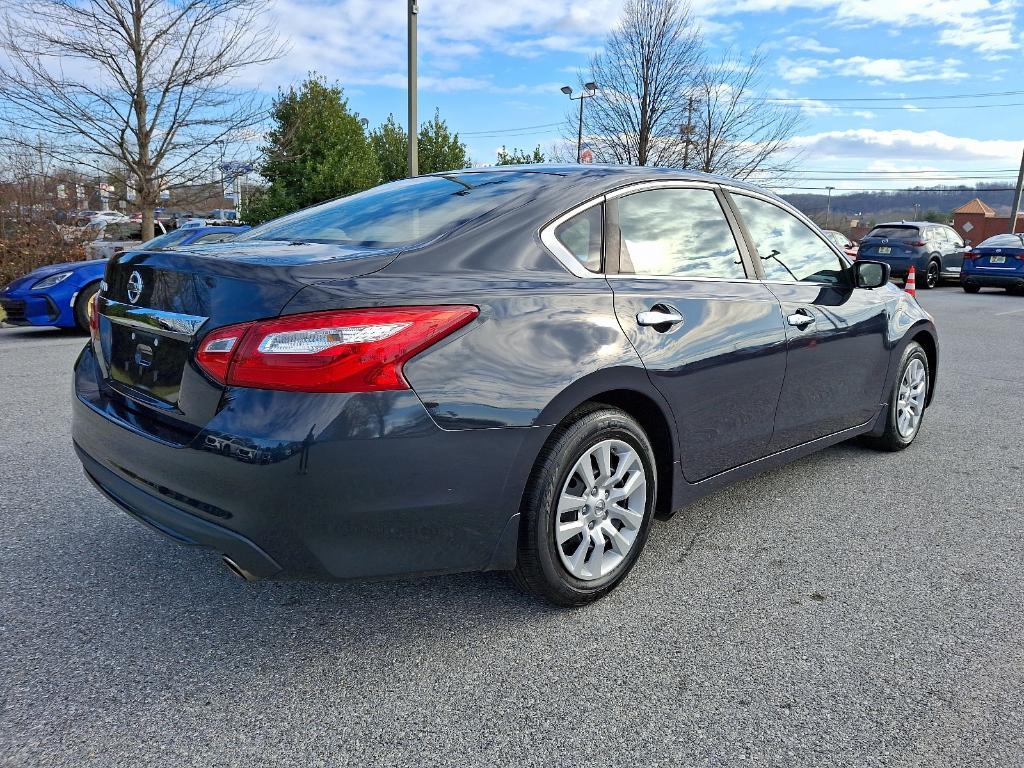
961,272,1024,289
72,343,546,581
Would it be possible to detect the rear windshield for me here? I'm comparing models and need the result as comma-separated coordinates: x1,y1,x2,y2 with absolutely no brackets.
866,226,920,240
978,233,1024,248
241,172,542,247
140,229,192,250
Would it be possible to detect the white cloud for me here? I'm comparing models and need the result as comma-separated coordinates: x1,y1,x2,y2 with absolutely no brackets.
902,104,925,112
782,36,839,54
852,110,877,120
790,128,1023,164
779,55,968,83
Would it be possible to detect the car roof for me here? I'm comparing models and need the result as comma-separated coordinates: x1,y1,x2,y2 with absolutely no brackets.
873,221,952,228
426,163,781,201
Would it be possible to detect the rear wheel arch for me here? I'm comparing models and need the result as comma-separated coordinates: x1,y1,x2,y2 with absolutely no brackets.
910,328,937,405
537,387,677,518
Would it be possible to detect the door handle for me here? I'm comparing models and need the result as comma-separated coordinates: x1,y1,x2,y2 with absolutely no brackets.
637,309,684,327
787,310,815,327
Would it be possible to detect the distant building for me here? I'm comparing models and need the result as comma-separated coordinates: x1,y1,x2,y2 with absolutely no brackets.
952,198,1022,243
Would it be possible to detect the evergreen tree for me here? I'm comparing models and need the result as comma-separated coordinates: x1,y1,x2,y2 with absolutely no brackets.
496,145,545,165
245,75,379,224
369,114,409,183
418,109,469,174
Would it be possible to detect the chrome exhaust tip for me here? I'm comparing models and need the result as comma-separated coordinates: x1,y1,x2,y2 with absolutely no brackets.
222,555,258,582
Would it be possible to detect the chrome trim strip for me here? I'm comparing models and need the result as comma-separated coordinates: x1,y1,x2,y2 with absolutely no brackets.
101,299,208,340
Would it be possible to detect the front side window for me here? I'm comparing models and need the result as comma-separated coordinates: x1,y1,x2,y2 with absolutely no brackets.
731,195,847,285
615,187,745,279
554,205,602,272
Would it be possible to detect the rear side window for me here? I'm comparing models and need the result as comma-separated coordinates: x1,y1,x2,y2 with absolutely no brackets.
731,194,847,284
554,205,602,273
191,232,240,244
140,229,191,250
615,187,745,279
866,226,920,240
241,172,538,247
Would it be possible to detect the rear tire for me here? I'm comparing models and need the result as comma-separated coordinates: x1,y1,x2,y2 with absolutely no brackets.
73,282,99,333
962,284,980,294
862,341,929,452
512,405,657,607
922,259,940,289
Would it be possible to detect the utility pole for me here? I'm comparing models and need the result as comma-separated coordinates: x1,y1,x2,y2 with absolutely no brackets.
1011,144,1024,234
825,186,835,229
407,0,418,177
681,95,696,170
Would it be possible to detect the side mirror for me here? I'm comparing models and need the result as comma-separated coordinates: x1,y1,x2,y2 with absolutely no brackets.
853,260,889,289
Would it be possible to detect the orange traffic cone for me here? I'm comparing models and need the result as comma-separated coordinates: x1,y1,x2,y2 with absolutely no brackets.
904,265,917,297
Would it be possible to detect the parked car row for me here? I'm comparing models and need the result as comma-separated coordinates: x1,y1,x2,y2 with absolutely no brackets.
824,221,1022,296
0,225,250,331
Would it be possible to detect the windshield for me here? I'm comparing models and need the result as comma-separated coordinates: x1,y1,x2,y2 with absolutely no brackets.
241,172,541,247
866,226,920,240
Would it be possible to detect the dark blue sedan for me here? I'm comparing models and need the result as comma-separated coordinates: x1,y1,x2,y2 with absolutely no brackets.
1,225,249,331
961,233,1024,293
72,167,938,606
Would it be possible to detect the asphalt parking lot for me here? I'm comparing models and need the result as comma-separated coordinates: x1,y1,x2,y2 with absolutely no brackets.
1,285,1022,767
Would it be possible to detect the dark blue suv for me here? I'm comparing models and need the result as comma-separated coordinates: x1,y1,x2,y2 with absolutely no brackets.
858,222,966,288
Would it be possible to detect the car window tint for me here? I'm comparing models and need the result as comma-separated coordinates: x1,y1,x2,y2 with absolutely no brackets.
731,195,847,285
241,172,540,247
191,232,238,244
554,205,603,272
140,230,191,250
615,187,745,279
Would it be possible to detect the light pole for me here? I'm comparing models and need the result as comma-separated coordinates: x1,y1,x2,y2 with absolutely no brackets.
561,82,598,163
825,186,835,229
407,0,418,177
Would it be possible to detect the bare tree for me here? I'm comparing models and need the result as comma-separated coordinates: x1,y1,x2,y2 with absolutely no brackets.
572,0,801,177
687,50,803,180
572,0,703,167
0,0,282,239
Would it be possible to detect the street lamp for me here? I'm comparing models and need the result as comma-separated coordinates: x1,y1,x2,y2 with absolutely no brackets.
562,82,598,163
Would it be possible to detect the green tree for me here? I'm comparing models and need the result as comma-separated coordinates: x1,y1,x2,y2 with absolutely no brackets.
496,145,545,165
368,110,470,180
245,75,379,224
369,114,409,183
418,109,469,174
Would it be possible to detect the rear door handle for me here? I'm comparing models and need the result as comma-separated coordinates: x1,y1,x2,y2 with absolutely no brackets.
787,309,815,328
637,309,684,327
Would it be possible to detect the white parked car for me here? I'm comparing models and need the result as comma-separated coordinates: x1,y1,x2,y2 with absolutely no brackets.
84,220,166,260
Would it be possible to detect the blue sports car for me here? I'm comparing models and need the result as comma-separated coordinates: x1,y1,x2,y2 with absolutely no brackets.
1,225,249,331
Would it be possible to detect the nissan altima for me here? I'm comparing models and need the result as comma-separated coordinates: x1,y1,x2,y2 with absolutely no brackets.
72,166,938,606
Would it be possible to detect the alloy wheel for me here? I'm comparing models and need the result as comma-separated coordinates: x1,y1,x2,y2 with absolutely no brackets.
896,358,927,438
554,439,647,581
926,262,940,288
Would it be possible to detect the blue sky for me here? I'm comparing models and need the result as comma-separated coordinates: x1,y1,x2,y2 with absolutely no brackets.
246,0,1023,193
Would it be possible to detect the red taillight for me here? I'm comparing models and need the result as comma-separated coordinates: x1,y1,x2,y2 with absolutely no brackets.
904,240,926,247
88,291,101,342
964,250,979,261
195,306,479,393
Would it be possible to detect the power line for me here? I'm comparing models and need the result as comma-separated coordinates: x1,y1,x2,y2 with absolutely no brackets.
459,121,562,136
768,89,1024,103
772,100,1024,111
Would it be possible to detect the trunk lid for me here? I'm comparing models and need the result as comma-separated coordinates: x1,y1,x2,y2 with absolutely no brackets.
94,240,401,431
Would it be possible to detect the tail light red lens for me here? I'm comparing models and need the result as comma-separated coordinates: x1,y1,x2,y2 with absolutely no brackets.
964,250,979,261
88,291,101,342
195,305,479,393
904,240,926,247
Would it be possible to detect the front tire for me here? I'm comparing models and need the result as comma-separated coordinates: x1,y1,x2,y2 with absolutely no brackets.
512,406,657,607
73,282,99,333
863,341,929,452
